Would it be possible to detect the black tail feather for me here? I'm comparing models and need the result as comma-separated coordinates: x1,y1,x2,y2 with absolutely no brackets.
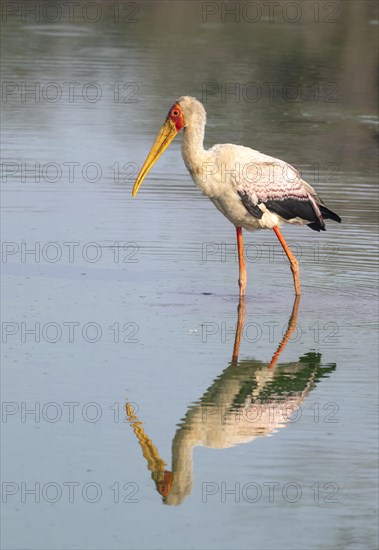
308,205,341,231
319,205,342,223
307,221,325,232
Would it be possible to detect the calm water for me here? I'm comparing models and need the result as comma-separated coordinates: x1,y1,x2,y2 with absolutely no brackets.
1,1,378,549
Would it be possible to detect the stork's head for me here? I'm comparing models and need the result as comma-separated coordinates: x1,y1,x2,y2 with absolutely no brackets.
132,96,206,197
156,470,174,498
177,96,207,128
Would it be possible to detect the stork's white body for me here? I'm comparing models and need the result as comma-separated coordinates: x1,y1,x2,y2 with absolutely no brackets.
183,141,303,230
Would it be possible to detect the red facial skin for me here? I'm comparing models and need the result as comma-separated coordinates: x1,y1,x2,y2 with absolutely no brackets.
167,103,185,131
156,470,174,497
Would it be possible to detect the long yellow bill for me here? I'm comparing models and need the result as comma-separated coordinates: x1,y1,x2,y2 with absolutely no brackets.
132,118,178,197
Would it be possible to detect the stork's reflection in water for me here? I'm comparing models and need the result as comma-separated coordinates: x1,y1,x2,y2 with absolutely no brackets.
125,297,336,505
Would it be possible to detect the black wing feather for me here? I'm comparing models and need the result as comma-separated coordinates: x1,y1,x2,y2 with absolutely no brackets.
238,192,263,219
238,193,341,233
264,198,326,231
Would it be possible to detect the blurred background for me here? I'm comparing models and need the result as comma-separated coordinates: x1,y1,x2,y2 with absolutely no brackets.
1,1,378,549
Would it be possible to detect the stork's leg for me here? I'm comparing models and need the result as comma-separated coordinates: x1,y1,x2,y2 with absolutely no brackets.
232,296,246,364
273,225,301,296
269,295,300,368
236,227,247,297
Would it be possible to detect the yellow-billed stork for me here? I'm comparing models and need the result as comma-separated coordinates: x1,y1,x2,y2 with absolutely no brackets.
132,96,341,296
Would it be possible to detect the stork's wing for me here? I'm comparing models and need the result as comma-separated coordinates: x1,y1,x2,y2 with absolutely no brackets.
235,158,340,232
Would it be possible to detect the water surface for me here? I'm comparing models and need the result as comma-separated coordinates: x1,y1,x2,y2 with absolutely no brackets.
1,1,378,549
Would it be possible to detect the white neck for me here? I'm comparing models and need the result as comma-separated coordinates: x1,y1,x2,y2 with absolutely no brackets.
181,117,207,174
